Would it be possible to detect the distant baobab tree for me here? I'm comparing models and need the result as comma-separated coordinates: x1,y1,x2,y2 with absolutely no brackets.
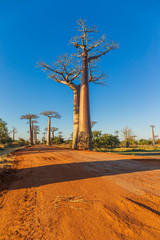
71,20,118,150
91,121,97,128
155,135,158,141
121,127,134,148
20,114,39,145
51,127,58,139
42,132,46,144
41,111,61,146
10,127,17,141
150,125,155,145
31,120,38,143
33,125,40,145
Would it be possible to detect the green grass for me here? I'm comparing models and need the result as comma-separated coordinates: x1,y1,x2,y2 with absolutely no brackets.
93,145,160,155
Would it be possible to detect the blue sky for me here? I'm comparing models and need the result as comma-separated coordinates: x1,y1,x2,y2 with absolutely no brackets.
0,0,160,141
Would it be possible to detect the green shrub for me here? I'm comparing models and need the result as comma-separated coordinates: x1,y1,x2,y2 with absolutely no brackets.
92,131,120,149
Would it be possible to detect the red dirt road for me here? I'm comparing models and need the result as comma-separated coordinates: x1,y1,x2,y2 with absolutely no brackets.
0,146,160,240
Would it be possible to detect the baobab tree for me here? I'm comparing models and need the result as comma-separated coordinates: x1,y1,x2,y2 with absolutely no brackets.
10,127,17,141
155,135,158,141
150,125,155,145
41,111,61,145
121,127,134,148
51,127,58,139
42,131,46,144
71,19,118,149
39,55,81,149
33,125,40,145
20,114,38,145
31,120,38,143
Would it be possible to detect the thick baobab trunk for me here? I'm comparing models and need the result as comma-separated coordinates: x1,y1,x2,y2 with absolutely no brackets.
47,117,51,146
72,85,80,149
31,121,34,145
78,52,92,150
29,119,33,146
152,128,155,145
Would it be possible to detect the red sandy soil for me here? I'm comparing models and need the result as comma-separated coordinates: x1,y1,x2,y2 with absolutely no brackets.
0,145,160,240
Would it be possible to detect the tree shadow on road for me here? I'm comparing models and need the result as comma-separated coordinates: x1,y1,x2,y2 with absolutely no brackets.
5,157,160,190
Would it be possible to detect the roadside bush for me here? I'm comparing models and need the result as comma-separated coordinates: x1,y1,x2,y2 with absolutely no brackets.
52,137,64,144
0,118,11,144
92,131,120,149
138,139,152,145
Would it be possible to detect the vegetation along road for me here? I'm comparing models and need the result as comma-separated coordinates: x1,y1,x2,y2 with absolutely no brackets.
0,146,160,240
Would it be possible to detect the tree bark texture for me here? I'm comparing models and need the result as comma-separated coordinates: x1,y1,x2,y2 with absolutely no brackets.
29,119,33,146
51,131,54,139
78,52,92,150
47,117,51,146
152,128,155,145
72,85,80,149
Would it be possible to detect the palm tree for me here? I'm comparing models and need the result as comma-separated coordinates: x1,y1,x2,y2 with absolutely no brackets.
41,111,61,145
20,114,38,145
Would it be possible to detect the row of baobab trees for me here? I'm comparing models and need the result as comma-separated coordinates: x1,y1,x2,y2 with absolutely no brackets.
121,125,158,147
20,111,61,146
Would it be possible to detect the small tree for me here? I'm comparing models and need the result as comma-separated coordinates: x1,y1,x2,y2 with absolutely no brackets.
41,111,61,145
92,130,120,149
51,127,58,139
121,127,134,148
10,127,17,141
20,114,38,145
0,118,10,144
33,125,40,145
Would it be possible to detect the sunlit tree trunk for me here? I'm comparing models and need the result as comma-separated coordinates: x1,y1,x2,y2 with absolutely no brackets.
78,51,92,149
31,121,34,145
72,85,80,149
152,128,155,145
35,133,37,145
51,131,54,139
47,117,51,145
29,119,33,146
33,130,36,145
